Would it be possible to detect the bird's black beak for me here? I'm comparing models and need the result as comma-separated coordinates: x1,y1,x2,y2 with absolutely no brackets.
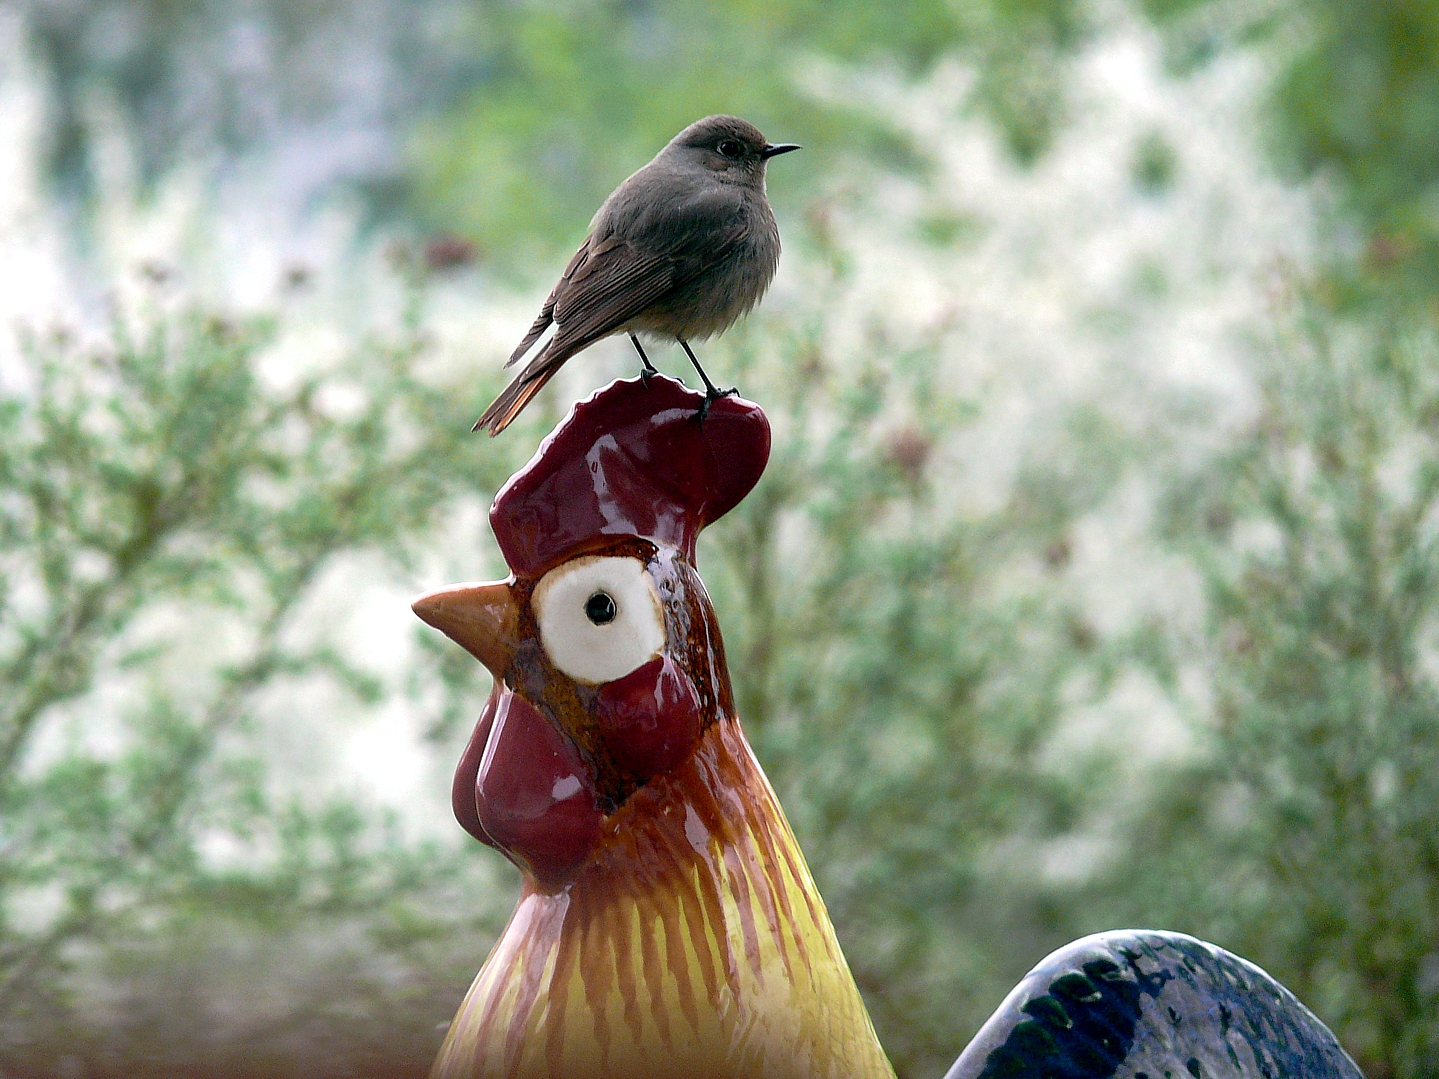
761,143,801,159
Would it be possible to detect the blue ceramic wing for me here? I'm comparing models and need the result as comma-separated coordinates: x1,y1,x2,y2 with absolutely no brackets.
944,931,1363,1079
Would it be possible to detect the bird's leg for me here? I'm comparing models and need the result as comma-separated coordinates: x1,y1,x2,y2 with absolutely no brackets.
679,341,737,420
629,334,658,387
678,341,721,395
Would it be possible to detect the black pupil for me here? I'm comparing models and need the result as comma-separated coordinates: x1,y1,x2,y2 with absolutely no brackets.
585,592,617,625
719,140,741,158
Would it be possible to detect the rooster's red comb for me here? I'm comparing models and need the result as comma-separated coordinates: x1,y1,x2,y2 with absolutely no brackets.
490,375,770,576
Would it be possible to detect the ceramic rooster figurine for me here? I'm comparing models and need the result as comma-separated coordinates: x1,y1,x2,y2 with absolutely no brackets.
413,376,1363,1079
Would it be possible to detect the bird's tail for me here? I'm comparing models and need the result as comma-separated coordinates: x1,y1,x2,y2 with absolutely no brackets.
474,361,562,436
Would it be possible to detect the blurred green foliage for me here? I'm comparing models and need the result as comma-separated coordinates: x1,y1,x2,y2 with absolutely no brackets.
21,0,1079,256
1110,9,1439,1062
1143,0,1439,302
412,0,1079,264
0,305,539,1075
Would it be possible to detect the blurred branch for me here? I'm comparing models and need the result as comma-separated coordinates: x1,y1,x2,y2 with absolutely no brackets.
0,901,97,1015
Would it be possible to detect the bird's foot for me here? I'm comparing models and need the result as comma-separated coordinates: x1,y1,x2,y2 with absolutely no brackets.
629,334,658,388
695,386,739,423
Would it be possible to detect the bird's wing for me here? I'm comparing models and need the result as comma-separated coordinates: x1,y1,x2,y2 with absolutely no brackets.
944,931,1363,1079
545,232,693,350
476,208,749,435
541,180,752,349
475,238,686,434
503,238,594,368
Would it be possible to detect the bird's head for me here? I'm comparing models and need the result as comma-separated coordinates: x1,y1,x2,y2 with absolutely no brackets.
413,375,769,890
666,114,800,185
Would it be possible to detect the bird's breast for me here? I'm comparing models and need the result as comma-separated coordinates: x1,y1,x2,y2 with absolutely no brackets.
630,206,781,342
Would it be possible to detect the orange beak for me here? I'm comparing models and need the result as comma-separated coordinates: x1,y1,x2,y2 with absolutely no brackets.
412,581,519,678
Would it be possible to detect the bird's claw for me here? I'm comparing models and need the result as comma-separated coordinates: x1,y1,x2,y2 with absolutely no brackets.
695,387,739,424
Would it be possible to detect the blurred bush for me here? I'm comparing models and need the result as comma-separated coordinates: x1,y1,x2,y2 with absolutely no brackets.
1100,295,1439,1078
1121,3,1439,1069
0,306,536,1075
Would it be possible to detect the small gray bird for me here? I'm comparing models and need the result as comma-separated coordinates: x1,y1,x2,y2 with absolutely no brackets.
475,115,799,435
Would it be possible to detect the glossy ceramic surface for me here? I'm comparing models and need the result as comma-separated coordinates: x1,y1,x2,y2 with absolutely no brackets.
413,376,893,1079
943,931,1364,1079
490,374,770,576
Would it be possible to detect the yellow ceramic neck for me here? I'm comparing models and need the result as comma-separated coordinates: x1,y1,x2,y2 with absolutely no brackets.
431,717,895,1079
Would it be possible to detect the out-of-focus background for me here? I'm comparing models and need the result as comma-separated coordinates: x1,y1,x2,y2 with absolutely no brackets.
0,0,1436,1076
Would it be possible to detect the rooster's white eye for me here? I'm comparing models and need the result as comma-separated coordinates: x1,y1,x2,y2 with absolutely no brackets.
533,555,665,684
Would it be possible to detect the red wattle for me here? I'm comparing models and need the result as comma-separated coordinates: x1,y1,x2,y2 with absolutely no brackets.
475,690,602,889
452,687,500,848
594,655,703,777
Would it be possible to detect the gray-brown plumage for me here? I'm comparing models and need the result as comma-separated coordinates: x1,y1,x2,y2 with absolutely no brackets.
475,115,799,435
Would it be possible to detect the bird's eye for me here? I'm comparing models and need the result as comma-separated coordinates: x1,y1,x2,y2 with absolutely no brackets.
717,139,744,159
533,556,664,684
